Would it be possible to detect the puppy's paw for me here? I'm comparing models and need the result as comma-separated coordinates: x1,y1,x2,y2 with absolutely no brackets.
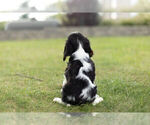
92,95,103,106
53,97,71,106
66,104,71,107
53,97,62,103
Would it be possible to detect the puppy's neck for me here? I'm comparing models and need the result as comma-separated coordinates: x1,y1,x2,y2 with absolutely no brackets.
73,43,89,61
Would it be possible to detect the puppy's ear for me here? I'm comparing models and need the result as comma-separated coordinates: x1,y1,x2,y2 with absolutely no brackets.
63,41,73,61
83,37,94,57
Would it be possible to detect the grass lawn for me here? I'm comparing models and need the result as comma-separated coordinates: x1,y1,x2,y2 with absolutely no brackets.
0,36,150,112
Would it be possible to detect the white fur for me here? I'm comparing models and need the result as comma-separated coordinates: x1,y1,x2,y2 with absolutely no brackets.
61,75,67,92
73,42,95,100
67,96,75,101
53,97,71,107
92,95,103,106
53,97,64,104
62,75,67,87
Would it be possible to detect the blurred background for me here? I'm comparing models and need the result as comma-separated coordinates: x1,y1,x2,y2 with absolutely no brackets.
0,0,150,113
0,0,150,40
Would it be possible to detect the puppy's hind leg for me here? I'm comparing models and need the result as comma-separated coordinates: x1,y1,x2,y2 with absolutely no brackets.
92,95,103,106
53,97,71,107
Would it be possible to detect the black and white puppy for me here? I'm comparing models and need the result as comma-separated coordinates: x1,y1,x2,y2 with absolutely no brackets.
53,32,103,106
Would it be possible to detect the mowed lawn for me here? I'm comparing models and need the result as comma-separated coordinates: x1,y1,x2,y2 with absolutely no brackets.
0,36,150,112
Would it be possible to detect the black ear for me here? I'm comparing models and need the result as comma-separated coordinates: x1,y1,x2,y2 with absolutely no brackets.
63,41,73,61
82,37,94,57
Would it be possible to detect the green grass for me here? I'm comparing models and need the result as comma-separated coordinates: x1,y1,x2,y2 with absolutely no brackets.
0,36,150,112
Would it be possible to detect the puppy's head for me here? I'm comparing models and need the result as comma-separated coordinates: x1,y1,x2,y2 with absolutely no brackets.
63,32,93,61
